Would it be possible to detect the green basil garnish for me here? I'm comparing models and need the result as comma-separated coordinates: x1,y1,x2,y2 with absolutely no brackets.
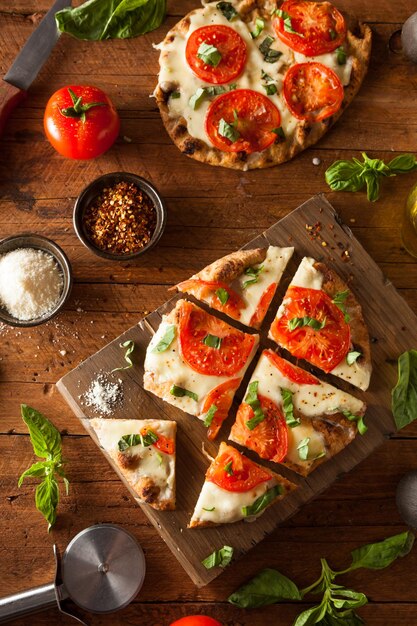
264,83,277,96
203,404,218,428
347,350,361,365
202,545,234,569
259,36,282,63
329,28,337,40
336,46,347,65
216,287,230,305
242,485,282,517
392,349,417,430
242,264,263,289
224,460,234,475
216,1,238,21
288,316,326,331
251,17,265,39
332,290,351,322
170,90,180,99
297,437,310,461
152,325,176,353
281,388,300,428
111,339,136,372
203,506,216,512
118,429,159,452
197,41,222,67
218,117,240,143
341,409,367,435
170,385,198,401
272,127,286,143
245,381,265,430
275,9,302,36
189,84,236,110
203,334,222,349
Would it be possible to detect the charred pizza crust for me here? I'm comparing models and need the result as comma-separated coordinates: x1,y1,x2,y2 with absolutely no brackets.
191,248,267,283
154,0,372,170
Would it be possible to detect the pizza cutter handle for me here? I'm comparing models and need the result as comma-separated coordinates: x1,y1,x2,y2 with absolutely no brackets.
0,583,58,623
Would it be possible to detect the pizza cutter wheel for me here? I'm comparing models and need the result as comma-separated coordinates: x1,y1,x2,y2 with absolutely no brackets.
0,524,146,624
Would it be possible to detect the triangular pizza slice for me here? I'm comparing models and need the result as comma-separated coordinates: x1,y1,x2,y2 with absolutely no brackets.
175,246,294,328
229,350,367,477
90,418,176,510
189,442,296,528
268,257,372,390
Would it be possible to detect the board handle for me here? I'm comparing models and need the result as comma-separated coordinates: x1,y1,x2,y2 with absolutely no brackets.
0,79,26,136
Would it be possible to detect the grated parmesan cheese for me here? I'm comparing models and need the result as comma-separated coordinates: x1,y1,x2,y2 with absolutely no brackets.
0,248,63,320
84,374,123,415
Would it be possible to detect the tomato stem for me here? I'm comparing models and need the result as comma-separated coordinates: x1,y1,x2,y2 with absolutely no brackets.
59,87,106,123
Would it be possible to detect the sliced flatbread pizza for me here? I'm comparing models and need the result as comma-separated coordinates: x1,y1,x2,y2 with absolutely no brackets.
90,418,176,511
189,442,296,527
154,0,372,170
268,256,372,390
144,299,259,439
229,349,367,476
175,245,294,328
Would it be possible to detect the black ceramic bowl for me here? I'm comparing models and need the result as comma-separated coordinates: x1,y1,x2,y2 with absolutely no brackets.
73,172,167,261
0,233,73,327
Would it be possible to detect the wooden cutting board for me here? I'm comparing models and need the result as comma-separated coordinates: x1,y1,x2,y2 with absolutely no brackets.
57,194,414,587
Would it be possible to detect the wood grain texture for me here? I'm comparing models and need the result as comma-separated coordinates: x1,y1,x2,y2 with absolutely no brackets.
56,196,414,587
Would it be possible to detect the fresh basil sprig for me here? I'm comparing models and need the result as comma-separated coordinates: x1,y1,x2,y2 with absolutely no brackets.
197,41,222,67
118,429,159,451
202,545,234,569
229,531,415,624
56,0,166,40
288,316,326,331
392,349,417,430
325,152,417,202
244,381,265,430
111,339,136,372
170,385,198,401
152,325,176,353
18,405,69,531
242,485,282,517
216,1,238,21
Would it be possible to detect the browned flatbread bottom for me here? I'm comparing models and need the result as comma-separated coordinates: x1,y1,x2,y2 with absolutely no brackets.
155,0,372,170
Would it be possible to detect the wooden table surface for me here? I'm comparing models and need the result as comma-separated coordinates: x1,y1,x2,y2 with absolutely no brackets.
1,1,417,624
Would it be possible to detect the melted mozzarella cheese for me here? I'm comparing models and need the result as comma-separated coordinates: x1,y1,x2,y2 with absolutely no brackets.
286,422,326,465
330,356,371,391
190,476,278,525
90,418,175,498
156,2,354,149
291,256,324,290
145,318,258,416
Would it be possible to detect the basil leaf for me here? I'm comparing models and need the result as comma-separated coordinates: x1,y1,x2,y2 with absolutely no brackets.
275,9,301,36
343,408,365,435
197,41,222,67
297,437,310,461
242,485,282,517
189,87,206,110
118,429,159,451
21,405,62,459
293,602,327,626
203,334,222,349
281,388,300,428
228,567,301,607
264,83,277,96
288,316,326,331
251,17,265,38
35,475,59,529
336,46,347,65
325,160,364,193
152,325,176,353
170,385,199,401
224,460,234,475
347,351,361,365
18,461,48,486
56,0,166,40
320,612,364,626
216,1,238,21
261,69,272,81
202,545,234,569
156,451,163,465
272,126,286,141
362,169,380,202
388,154,417,174
189,84,236,110
332,290,351,323
203,506,215,511
392,349,417,430
215,287,229,305
330,588,368,610
243,264,264,289
170,90,180,99
259,36,282,63
346,531,414,572
203,404,218,428
218,118,240,143
111,339,136,372
244,381,265,430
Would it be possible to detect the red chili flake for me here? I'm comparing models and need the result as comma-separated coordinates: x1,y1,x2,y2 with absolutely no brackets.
84,181,157,255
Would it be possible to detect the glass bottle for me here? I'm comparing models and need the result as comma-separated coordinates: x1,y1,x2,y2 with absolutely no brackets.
401,182,417,259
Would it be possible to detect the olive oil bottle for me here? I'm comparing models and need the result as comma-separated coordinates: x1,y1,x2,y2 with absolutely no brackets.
401,182,417,259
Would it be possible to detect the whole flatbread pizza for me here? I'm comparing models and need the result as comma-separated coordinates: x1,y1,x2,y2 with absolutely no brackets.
154,0,372,170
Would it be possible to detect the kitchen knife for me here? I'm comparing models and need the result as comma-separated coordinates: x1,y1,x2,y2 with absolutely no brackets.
0,0,71,135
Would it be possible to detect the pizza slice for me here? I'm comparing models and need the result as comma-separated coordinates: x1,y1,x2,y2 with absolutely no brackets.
144,299,259,439
175,246,294,328
268,257,372,390
189,442,296,528
89,418,176,510
229,350,367,476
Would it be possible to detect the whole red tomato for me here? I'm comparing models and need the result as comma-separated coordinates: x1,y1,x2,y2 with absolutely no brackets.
169,617,223,626
44,85,120,159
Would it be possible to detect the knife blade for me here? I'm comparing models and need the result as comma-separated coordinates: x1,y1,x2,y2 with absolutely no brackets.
0,0,71,135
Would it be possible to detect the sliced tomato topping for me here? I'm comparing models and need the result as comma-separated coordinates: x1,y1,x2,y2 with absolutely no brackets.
141,428,175,455
177,301,256,377
249,282,277,328
202,378,241,440
205,89,281,154
231,395,288,463
185,25,247,85
273,0,346,56
283,62,343,122
264,349,320,385
176,278,245,320
207,444,272,492
270,286,350,373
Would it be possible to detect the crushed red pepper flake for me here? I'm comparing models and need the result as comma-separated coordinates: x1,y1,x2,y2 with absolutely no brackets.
84,181,157,255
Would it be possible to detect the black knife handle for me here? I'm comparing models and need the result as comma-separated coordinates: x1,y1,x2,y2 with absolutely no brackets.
0,79,27,136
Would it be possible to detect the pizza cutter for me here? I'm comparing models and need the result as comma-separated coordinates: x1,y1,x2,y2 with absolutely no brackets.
0,524,146,624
